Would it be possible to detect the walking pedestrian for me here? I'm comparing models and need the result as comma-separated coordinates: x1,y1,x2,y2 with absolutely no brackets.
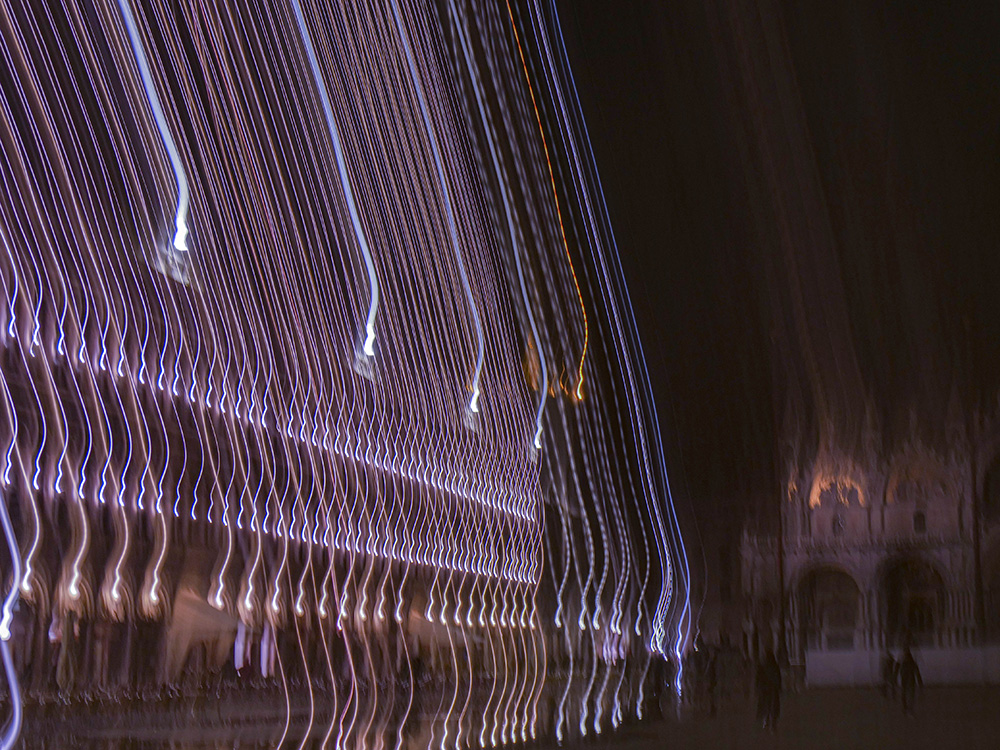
880,650,898,700
898,647,922,716
706,646,718,717
755,648,781,732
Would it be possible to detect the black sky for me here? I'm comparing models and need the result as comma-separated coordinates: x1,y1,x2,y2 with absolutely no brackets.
556,0,1000,519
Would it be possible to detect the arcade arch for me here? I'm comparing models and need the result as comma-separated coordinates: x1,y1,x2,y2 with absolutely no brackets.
881,557,945,647
797,567,861,650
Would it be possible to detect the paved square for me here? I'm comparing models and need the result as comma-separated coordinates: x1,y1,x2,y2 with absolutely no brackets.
553,687,1000,750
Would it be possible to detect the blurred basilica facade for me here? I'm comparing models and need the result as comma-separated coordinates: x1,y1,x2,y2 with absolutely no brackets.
742,404,1000,685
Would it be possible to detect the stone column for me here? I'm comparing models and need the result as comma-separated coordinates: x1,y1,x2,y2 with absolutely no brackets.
788,593,799,660
857,590,868,650
870,590,882,649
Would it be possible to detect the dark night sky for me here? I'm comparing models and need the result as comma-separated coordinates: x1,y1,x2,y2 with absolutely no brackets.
556,0,1000,527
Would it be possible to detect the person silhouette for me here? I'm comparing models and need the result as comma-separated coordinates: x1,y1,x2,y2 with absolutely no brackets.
755,648,781,732
898,647,922,716
880,650,898,700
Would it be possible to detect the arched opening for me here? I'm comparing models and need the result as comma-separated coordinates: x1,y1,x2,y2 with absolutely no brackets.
798,568,860,650
982,455,1000,524
985,552,1000,643
882,558,945,647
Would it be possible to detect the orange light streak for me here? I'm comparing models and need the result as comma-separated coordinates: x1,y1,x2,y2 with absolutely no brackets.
505,0,589,400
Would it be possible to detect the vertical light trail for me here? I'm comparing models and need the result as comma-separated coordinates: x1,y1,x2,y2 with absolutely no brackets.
114,0,189,256
0,640,21,750
0,486,20,750
390,0,487,415
289,0,381,358
448,0,549,448
0,486,20,641
544,0,692,664
0,0,690,744
504,0,589,400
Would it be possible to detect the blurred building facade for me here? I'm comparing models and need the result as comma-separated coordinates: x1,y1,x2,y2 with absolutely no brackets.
710,0,1000,687
742,408,1000,685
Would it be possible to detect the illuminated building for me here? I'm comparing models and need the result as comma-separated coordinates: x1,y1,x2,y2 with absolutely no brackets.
743,414,1000,685
0,0,689,743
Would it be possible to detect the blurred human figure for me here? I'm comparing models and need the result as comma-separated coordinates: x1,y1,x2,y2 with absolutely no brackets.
880,650,898,700
706,646,718,717
56,612,78,697
646,654,672,717
898,647,922,716
755,648,781,732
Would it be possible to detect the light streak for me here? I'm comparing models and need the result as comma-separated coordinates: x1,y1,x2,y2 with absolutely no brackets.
0,488,20,641
390,0,486,415
289,0,380,358
115,0,190,257
0,640,21,750
0,0,690,744
505,0,589,400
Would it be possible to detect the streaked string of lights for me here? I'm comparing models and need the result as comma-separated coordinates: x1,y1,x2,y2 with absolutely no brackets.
0,0,690,746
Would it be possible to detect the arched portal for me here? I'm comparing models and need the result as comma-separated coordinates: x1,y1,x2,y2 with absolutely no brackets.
881,558,945,647
982,454,1000,524
798,568,860,650
985,550,1000,643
